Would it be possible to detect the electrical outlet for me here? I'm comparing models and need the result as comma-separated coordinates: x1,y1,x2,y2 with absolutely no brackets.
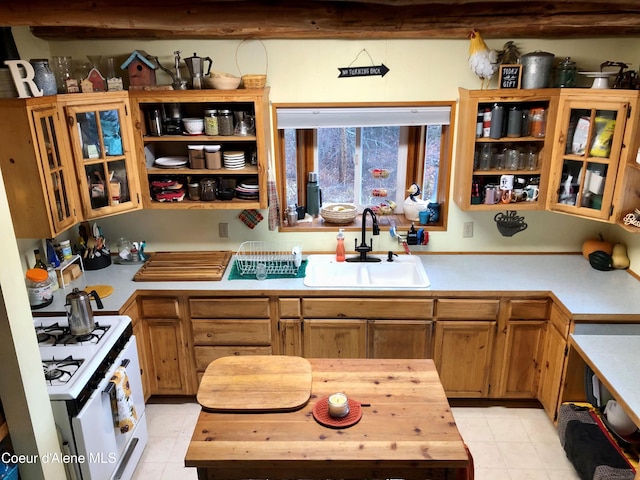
463,221,474,238
219,222,229,238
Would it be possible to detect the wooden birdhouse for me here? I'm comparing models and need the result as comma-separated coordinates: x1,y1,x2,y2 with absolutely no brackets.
120,50,157,88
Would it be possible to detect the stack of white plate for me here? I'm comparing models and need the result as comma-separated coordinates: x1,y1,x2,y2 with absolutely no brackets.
223,151,245,170
235,179,259,200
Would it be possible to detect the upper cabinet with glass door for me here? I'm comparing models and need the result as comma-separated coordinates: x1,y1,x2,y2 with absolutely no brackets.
547,90,638,222
0,97,80,238
61,92,141,220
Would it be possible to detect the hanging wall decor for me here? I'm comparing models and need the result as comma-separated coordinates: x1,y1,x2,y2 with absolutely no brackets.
338,49,389,78
494,210,528,237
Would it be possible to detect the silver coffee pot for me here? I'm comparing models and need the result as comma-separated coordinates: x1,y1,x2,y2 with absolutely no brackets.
65,287,104,336
184,52,212,90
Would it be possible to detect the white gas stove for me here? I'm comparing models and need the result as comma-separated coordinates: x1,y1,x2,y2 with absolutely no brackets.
35,315,147,480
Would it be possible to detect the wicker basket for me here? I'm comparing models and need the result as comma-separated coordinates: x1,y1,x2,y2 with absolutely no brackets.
242,74,267,89
320,204,358,225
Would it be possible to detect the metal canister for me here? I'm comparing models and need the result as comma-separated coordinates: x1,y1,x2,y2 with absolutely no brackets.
521,51,555,89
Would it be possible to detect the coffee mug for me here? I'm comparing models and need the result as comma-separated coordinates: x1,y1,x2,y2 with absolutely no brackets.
501,189,514,204
500,174,514,191
484,185,501,205
524,185,540,202
513,188,528,202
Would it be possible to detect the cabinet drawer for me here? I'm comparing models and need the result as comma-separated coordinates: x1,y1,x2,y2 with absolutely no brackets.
279,298,301,318
302,298,433,319
508,299,548,320
190,298,270,319
435,299,499,320
194,346,273,371
138,296,180,319
192,319,272,345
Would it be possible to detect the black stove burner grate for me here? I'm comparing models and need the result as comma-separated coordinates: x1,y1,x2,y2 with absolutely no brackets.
35,322,111,346
42,356,84,385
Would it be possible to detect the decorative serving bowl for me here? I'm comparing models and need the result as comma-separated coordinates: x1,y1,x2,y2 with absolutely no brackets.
320,203,358,224
204,72,242,90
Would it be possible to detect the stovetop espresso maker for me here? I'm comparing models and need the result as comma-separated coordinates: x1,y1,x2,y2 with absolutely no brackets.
184,52,213,90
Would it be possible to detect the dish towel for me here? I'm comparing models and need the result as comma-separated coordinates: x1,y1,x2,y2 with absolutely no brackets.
109,366,138,434
239,209,263,229
267,151,280,230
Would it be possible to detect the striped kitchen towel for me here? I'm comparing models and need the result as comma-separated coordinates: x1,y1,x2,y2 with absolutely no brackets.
239,209,264,229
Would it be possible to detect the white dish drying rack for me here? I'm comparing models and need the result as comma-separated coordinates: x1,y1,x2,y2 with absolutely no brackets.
235,241,303,276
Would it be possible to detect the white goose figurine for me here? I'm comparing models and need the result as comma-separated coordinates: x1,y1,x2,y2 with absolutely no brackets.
403,183,428,221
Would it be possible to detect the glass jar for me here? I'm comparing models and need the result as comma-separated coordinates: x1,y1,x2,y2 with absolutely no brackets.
204,109,219,136
30,58,57,96
200,178,217,201
218,110,234,136
26,268,53,309
529,108,546,138
555,57,577,88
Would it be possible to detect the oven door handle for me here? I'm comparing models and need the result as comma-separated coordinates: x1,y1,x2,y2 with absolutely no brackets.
102,358,131,396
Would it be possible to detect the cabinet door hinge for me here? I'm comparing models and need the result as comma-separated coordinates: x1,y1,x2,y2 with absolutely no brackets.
627,106,631,118
136,193,140,204
301,321,304,333
610,205,614,218
564,345,569,356
125,104,129,116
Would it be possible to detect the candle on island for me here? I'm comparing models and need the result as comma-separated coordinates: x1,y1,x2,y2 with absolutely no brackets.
328,392,349,418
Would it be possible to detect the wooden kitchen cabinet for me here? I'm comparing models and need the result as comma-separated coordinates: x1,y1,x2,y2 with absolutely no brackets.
0,97,80,238
138,295,197,396
299,298,434,359
546,89,639,222
189,298,273,383
538,303,571,420
303,319,367,358
434,299,499,397
492,299,547,399
119,298,152,401
61,92,142,220
129,88,270,210
454,88,559,211
368,320,433,359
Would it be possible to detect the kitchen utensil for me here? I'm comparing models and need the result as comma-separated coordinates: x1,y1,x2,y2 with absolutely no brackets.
184,52,213,90
65,287,104,336
197,355,312,412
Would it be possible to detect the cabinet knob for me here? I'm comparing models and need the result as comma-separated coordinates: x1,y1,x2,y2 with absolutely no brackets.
66,115,75,127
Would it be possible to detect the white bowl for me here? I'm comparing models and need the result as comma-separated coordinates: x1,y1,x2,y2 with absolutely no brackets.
183,117,204,135
204,74,241,90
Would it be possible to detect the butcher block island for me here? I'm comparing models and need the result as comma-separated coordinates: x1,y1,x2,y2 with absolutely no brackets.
186,357,469,480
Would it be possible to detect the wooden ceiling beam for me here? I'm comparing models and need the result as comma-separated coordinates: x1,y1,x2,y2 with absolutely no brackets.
0,1,638,39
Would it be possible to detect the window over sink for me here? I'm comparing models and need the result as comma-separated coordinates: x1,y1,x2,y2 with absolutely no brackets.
272,102,455,229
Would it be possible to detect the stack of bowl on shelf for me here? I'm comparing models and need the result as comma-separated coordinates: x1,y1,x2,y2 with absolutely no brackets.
223,151,246,169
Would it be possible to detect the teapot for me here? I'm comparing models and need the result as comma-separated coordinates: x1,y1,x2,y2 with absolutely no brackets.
184,52,213,90
65,287,104,336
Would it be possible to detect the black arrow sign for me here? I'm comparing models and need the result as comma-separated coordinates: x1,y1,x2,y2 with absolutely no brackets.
338,64,390,78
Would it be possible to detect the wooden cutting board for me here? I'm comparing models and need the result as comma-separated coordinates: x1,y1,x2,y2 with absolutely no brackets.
133,251,231,282
197,356,312,412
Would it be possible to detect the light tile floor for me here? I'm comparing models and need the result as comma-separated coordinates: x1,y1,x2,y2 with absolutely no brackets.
132,401,581,480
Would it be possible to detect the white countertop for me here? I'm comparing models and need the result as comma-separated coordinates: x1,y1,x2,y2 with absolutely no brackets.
36,254,640,317
570,328,640,427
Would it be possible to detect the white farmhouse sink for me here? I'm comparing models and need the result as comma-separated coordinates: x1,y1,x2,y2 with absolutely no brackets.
304,254,430,288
